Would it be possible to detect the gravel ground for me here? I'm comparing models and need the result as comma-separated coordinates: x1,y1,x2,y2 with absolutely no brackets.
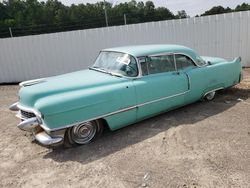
0,69,249,188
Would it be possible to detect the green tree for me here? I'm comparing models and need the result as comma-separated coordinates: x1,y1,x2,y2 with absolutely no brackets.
201,6,232,16
177,10,188,18
235,3,250,11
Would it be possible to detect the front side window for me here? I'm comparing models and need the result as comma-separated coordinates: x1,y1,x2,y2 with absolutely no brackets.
140,54,175,76
92,51,138,77
175,54,195,70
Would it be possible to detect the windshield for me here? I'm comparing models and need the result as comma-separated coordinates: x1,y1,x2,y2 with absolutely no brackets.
92,51,138,77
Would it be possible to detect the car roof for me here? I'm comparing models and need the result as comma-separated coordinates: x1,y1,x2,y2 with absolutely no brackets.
102,44,197,60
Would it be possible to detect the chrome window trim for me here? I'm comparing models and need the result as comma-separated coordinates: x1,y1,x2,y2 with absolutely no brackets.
136,57,143,78
89,50,142,79
173,53,177,71
142,52,207,69
174,53,197,68
89,51,206,79
138,53,177,76
174,52,208,67
148,52,174,57
137,52,201,77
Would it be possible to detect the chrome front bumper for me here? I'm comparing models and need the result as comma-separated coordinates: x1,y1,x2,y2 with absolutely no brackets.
10,102,64,146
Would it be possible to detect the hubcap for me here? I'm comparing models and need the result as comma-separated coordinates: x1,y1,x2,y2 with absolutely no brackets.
71,121,97,144
206,91,215,100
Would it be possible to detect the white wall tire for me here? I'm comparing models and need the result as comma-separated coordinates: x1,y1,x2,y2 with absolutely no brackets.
64,120,103,147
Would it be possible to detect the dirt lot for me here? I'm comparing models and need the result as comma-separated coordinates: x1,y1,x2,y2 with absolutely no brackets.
0,69,250,188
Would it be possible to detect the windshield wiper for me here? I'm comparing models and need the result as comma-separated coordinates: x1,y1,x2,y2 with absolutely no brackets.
89,66,107,73
89,67,123,78
109,72,123,77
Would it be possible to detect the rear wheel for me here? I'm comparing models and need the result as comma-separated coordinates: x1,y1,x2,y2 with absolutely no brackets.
204,91,216,101
64,120,103,147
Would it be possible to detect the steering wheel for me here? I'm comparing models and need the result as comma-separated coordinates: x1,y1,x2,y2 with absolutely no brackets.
125,64,137,76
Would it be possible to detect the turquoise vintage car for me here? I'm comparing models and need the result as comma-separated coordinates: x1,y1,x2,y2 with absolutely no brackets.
10,45,242,146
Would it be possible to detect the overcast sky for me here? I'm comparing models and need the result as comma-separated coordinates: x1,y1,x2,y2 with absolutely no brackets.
1,0,249,16
56,0,249,16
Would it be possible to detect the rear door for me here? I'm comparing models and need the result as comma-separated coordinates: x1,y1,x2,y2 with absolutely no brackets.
133,54,190,121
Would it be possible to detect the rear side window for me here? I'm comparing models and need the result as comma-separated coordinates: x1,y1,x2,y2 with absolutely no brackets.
175,54,195,70
140,55,175,76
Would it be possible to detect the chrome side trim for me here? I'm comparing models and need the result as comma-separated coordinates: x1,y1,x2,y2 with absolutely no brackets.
203,87,224,97
44,105,138,132
19,78,46,87
137,90,190,107
47,89,190,132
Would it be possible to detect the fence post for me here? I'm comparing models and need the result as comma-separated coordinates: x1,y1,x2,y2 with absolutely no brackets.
104,0,108,27
9,27,13,37
124,14,127,25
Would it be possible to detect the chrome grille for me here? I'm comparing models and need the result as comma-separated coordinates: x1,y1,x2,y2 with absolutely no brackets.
20,110,36,119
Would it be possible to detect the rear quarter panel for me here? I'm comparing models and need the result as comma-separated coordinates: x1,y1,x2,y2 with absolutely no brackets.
185,58,241,102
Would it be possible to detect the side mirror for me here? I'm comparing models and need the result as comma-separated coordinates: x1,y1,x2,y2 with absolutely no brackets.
207,61,212,65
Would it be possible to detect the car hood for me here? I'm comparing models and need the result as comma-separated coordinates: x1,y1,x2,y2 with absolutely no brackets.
19,69,126,109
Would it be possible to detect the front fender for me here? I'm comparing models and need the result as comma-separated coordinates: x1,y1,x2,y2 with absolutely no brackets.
35,81,136,130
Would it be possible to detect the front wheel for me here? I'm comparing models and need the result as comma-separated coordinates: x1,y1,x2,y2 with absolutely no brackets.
64,120,103,147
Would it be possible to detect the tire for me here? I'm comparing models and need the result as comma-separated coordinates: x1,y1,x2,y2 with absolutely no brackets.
64,120,103,147
204,91,216,101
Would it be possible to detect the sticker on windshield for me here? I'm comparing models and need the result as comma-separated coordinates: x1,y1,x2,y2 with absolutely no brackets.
116,54,131,65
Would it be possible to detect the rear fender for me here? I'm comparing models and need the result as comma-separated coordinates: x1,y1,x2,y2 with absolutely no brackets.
232,57,242,82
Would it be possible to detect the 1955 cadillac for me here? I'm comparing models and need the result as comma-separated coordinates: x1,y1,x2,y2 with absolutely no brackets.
10,45,242,147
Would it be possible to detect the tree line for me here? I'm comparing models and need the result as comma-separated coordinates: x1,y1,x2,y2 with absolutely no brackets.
0,0,249,38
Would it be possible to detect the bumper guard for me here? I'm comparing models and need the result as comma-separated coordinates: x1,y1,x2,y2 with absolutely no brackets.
10,102,64,146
